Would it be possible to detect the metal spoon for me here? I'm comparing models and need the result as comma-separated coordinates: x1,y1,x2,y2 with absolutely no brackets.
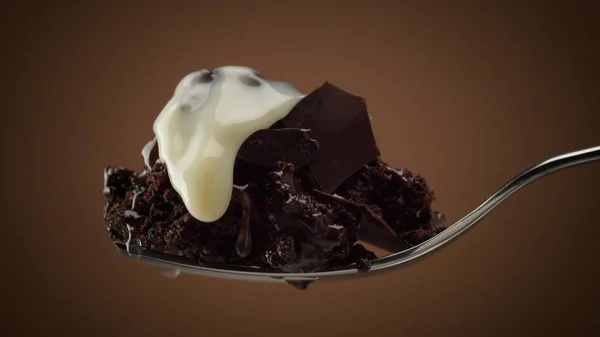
115,145,600,284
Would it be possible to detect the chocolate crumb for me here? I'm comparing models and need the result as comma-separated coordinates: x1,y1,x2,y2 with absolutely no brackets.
287,280,313,290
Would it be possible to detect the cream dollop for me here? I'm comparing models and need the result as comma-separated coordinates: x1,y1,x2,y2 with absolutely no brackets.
153,66,304,222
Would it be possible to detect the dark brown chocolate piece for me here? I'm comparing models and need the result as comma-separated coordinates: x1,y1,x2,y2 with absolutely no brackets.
238,128,319,169
281,82,380,193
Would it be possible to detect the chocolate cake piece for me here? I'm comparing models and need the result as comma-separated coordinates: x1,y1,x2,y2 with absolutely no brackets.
104,160,376,272
335,160,446,246
104,157,442,273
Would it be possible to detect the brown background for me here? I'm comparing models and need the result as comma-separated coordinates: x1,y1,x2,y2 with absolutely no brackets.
2,1,599,336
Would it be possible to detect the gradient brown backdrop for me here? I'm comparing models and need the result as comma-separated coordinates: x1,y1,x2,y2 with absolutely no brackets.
2,1,599,336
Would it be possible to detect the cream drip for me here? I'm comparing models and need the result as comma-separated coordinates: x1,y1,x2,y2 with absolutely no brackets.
153,66,304,222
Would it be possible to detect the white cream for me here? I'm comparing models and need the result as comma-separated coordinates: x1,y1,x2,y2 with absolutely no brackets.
153,66,304,222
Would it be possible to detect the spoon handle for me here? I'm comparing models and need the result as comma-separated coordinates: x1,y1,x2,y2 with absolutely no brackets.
374,145,600,271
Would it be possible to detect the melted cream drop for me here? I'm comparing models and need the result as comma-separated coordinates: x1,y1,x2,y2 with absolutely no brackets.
153,66,304,222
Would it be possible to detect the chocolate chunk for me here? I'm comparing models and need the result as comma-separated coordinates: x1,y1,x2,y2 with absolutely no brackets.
238,128,319,169
281,82,380,193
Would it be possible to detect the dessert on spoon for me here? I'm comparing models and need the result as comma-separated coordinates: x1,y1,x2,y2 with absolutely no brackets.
104,66,444,275
103,66,599,289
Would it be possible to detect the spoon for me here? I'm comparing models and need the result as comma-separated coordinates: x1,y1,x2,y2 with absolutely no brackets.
115,145,600,285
